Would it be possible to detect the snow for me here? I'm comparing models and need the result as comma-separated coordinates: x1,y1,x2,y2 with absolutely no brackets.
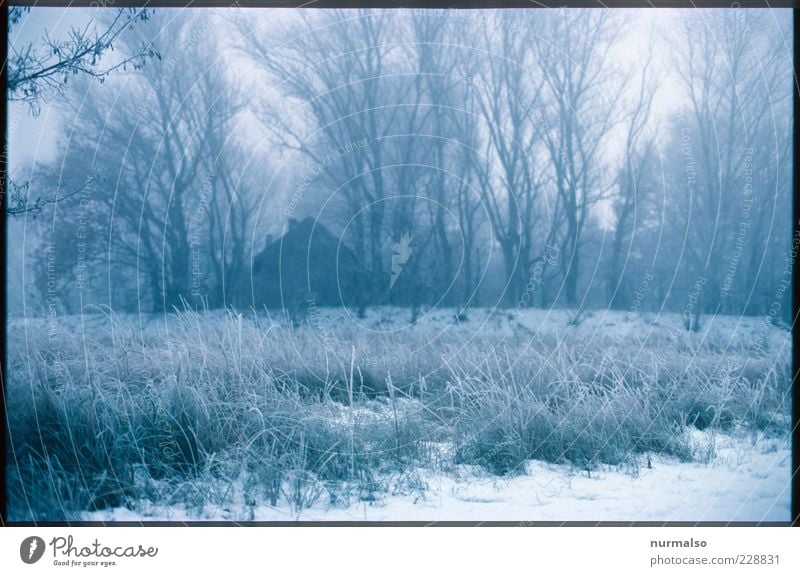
10,307,791,522
83,430,791,523
9,306,790,522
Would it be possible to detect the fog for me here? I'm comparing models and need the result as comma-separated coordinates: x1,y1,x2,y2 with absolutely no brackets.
6,7,794,324
5,6,794,523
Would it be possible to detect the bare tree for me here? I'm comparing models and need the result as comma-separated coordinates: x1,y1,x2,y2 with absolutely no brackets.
460,12,548,308
608,42,659,308
33,13,253,312
535,10,627,309
6,6,159,217
7,7,158,113
242,10,430,316
668,9,793,326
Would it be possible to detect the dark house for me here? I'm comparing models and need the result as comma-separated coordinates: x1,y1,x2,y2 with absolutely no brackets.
252,217,360,310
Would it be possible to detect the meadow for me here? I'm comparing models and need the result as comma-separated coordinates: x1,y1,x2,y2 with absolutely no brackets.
5,306,792,521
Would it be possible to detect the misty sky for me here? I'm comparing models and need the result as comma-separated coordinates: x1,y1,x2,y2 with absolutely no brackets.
4,5,794,319
9,6,777,176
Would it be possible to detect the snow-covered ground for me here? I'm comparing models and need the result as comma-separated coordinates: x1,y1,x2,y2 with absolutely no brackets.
84,430,791,523
10,304,791,348
9,306,791,522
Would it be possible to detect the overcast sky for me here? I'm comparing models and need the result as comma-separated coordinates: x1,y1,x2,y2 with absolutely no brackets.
6,7,793,179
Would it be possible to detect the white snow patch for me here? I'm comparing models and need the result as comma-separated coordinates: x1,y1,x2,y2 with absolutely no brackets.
84,431,791,522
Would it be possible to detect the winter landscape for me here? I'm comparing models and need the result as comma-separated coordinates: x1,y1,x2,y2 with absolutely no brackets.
5,6,794,522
